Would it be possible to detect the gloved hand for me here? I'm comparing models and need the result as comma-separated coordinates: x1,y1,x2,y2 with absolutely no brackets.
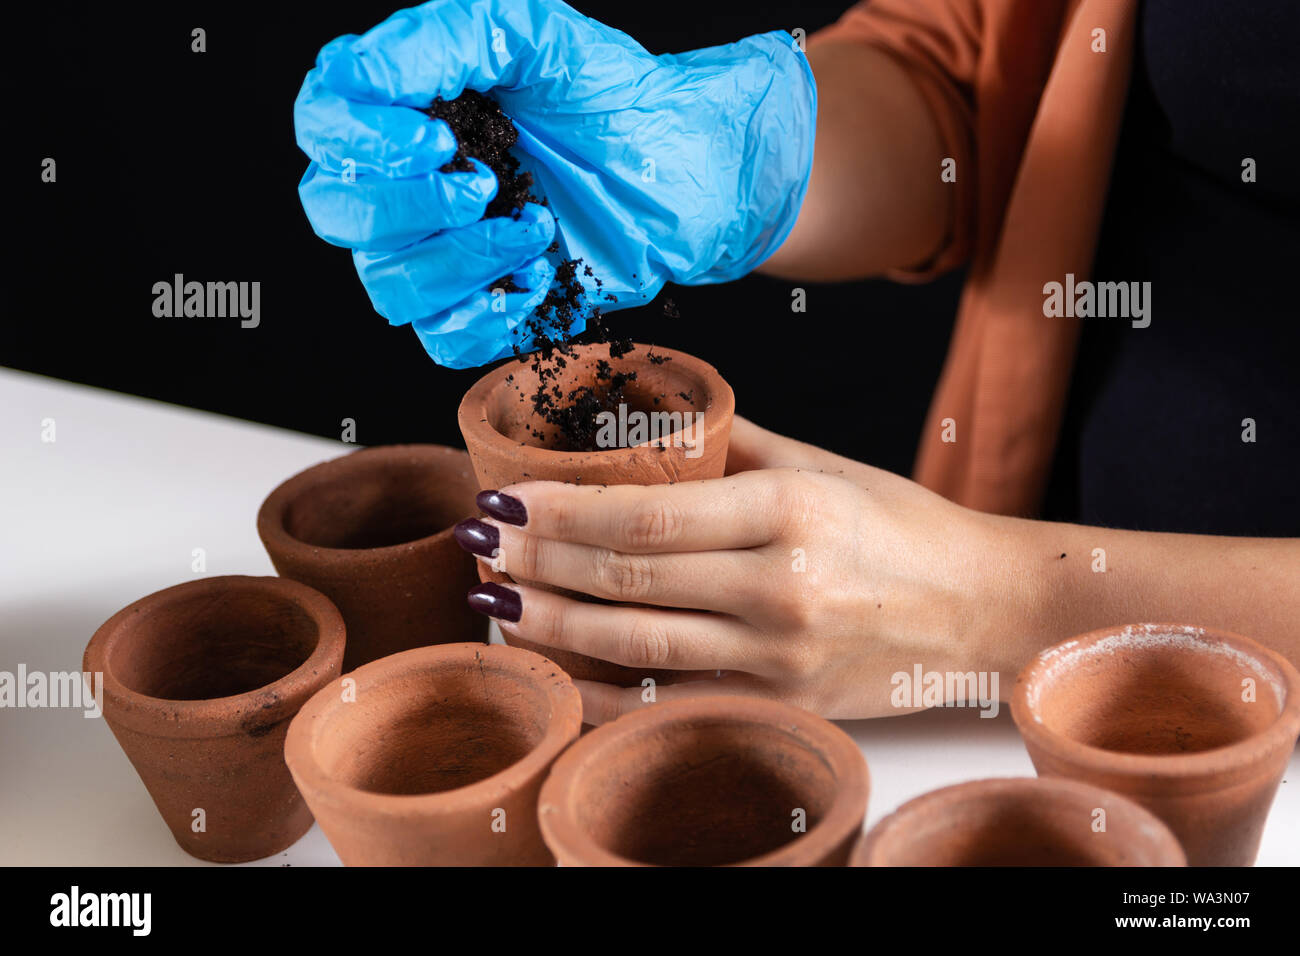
294,0,817,368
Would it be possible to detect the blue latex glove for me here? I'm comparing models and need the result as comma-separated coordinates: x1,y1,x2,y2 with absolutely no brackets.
294,0,816,368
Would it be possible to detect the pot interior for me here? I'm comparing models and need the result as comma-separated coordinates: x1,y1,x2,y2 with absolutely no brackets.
874,790,1156,866
282,458,468,549
571,719,838,866
486,349,710,452
310,659,550,795
110,588,320,701
1030,628,1286,755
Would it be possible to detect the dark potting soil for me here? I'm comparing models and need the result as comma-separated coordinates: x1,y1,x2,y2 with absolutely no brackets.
509,260,644,452
424,91,681,452
423,90,539,220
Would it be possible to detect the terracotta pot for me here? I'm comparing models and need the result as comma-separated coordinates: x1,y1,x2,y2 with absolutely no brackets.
258,444,486,672
852,777,1186,866
284,642,582,866
1012,623,1300,866
83,576,345,863
538,696,868,866
458,343,734,683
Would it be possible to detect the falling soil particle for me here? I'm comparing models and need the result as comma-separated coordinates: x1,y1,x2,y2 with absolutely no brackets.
425,91,694,451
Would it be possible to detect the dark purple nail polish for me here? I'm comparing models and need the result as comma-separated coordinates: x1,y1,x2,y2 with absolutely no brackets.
466,583,522,623
477,490,527,526
453,518,500,558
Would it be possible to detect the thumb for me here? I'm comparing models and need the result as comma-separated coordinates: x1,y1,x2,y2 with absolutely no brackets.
725,414,845,475
725,415,790,474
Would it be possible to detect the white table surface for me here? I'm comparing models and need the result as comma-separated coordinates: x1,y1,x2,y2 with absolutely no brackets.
2,367,1296,867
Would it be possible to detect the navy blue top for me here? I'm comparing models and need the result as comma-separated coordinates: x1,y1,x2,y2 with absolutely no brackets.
1044,0,1299,536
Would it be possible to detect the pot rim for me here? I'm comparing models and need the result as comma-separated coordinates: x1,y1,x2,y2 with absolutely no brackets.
457,343,736,468
256,444,477,562
851,776,1187,866
83,575,346,738
284,642,582,817
1011,623,1300,788
537,695,870,866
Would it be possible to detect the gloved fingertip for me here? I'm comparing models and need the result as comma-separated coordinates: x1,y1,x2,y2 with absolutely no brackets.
486,257,557,301
410,256,561,368
419,117,459,158
313,34,357,71
516,255,558,287
512,202,558,244
450,158,500,208
316,46,376,101
457,204,556,263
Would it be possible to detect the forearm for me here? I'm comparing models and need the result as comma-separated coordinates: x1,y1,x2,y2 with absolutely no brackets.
759,40,951,280
726,419,1299,688
987,514,1300,677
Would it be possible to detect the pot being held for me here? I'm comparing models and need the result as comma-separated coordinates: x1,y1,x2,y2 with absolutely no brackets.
458,343,734,684
83,575,346,863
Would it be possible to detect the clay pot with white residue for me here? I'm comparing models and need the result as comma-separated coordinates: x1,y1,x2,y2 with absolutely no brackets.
1012,623,1300,866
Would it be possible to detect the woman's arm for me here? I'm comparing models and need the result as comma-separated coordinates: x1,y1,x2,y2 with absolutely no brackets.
990,515,1300,683
458,417,1300,723
732,417,1300,681
759,41,953,280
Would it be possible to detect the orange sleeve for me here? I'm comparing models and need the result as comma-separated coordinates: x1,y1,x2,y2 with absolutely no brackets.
811,0,983,280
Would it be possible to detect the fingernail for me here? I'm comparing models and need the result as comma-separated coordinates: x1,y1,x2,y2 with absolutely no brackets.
466,583,522,623
477,490,527,526
453,518,500,558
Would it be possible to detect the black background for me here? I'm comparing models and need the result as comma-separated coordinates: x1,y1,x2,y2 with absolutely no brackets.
8,0,961,478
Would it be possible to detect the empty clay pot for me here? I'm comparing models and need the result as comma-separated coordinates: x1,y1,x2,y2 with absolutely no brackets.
83,575,345,863
258,445,486,672
538,696,869,866
1012,623,1300,866
284,642,582,866
458,343,734,683
851,777,1186,866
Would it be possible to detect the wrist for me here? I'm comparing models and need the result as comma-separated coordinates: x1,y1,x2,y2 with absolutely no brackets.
966,510,1073,683
688,31,818,282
